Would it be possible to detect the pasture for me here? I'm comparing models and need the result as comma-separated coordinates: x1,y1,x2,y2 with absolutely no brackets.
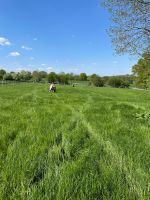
0,83,150,200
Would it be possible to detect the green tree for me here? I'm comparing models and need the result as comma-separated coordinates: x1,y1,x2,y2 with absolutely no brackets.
79,73,87,81
108,77,129,88
132,52,150,89
0,74,3,80
57,73,69,84
19,71,32,81
103,0,150,55
11,72,22,81
10,72,17,81
90,74,104,87
73,74,80,81
47,72,57,83
66,73,75,80
90,74,98,79
0,69,6,80
3,73,13,81
32,71,42,82
39,71,47,78
0,69,6,76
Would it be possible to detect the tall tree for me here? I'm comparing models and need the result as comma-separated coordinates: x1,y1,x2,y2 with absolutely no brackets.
47,72,57,83
90,74,104,87
0,69,6,80
3,73,13,81
57,73,69,84
39,71,47,78
0,69,6,76
103,0,150,55
32,71,42,82
79,73,87,81
132,52,150,89
19,71,32,81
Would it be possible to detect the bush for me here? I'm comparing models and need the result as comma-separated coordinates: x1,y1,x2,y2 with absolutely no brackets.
32,71,42,82
108,77,129,88
79,73,87,81
0,74,3,80
3,73,13,81
0,69,6,78
58,73,69,84
90,75,104,87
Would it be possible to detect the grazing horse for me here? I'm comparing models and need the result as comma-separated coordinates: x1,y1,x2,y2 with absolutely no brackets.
49,83,56,92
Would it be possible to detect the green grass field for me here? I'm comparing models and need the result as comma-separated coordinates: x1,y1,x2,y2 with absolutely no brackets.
0,84,150,200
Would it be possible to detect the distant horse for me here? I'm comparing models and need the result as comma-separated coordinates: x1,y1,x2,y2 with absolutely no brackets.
49,83,56,92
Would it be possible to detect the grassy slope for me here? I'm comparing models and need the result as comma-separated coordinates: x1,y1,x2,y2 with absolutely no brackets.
0,84,150,200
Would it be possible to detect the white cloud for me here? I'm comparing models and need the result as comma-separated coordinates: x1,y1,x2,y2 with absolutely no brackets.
0,37,11,46
15,67,25,72
22,45,32,51
27,64,35,67
9,52,21,57
38,67,43,71
41,63,46,66
0,65,5,69
46,67,53,72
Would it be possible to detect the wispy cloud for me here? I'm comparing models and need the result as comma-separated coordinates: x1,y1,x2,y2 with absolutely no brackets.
9,52,21,57
41,64,46,66
15,67,25,72
0,65,6,69
22,45,32,51
27,64,35,67
46,67,53,72
0,37,11,46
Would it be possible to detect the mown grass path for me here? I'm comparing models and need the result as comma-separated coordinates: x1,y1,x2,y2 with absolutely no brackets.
0,84,150,200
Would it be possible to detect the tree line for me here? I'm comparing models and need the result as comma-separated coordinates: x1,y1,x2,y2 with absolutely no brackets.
0,69,133,88
0,53,149,89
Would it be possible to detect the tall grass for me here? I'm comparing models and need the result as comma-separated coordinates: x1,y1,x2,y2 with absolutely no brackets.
0,84,149,199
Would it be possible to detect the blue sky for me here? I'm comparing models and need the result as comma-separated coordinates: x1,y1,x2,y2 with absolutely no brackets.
0,0,137,75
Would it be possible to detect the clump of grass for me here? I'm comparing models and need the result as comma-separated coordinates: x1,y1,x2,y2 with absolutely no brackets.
135,112,150,120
